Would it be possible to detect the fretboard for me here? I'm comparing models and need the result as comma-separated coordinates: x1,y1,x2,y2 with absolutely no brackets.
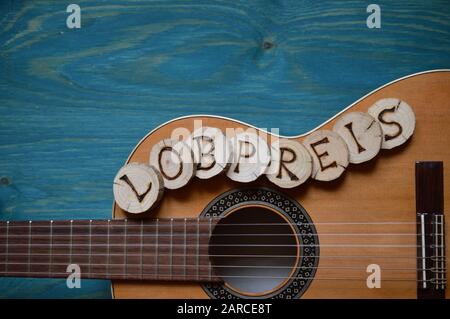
0,218,220,282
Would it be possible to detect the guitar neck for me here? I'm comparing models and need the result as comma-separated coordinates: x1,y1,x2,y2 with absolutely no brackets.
0,218,220,282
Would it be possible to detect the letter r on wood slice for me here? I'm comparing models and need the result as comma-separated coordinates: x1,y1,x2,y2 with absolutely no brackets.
303,130,349,181
113,163,164,214
266,139,312,188
333,112,382,164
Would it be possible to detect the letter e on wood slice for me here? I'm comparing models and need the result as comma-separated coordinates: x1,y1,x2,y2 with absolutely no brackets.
113,163,164,214
149,139,195,189
266,139,312,188
227,132,270,183
333,112,382,164
303,130,349,181
368,98,415,149
187,127,233,179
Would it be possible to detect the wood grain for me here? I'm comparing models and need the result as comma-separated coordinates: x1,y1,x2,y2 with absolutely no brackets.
0,0,449,298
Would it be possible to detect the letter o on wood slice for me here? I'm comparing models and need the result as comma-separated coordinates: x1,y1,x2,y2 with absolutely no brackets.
303,130,349,181
187,127,233,179
266,139,312,188
368,98,416,149
227,132,271,183
113,163,164,214
149,139,195,189
333,112,382,164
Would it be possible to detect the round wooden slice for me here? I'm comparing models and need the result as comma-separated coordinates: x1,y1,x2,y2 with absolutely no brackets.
266,139,312,188
333,112,382,164
113,163,164,214
227,132,271,183
149,139,195,189
368,98,416,149
303,130,349,181
187,127,233,179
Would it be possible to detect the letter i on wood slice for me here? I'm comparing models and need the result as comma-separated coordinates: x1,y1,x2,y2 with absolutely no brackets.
187,127,233,179
303,130,349,181
113,163,164,214
333,112,382,164
266,139,312,188
368,98,416,149
227,132,271,183
149,139,196,189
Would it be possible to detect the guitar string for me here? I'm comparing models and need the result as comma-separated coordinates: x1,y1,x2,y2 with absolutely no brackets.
0,261,436,271
0,233,428,238
0,243,440,248
0,221,424,228
0,269,441,283
0,252,446,260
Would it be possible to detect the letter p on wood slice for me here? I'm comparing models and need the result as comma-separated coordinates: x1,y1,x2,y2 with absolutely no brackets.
113,163,164,214
227,132,271,183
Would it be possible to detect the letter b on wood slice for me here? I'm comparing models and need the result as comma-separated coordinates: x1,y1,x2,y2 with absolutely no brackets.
303,130,349,181
113,163,164,214
266,139,312,188
368,98,415,149
333,112,382,164
149,139,196,189
187,127,233,179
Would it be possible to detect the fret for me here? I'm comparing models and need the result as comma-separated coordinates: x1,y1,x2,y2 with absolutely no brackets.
106,220,110,278
27,221,32,274
88,220,92,277
183,218,187,279
69,220,73,265
196,217,200,281
155,218,159,279
124,219,127,279
208,218,212,281
108,220,126,279
5,221,9,273
49,220,53,276
170,218,173,280
140,219,143,280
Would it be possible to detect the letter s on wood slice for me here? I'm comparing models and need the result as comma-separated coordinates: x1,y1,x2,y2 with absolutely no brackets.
333,112,382,164
149,139,195,189
113,163,164,214
227,132,271,183
266,139,312,188
368,98,415,149
187,127,233,179
303,130,349,181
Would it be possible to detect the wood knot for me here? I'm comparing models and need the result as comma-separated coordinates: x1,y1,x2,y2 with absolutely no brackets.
0,176,11,185
262,41,274,50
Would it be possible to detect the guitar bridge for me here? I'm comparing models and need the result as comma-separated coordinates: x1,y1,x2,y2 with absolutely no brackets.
416,162,446,299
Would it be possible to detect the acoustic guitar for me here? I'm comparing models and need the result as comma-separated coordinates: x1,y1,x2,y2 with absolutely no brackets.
0,70,448,299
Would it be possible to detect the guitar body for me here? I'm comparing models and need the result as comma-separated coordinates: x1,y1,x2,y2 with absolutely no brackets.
112,71,450,298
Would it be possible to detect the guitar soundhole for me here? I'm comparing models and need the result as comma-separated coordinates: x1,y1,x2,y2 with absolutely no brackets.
202,188,319,299
209,205,299,297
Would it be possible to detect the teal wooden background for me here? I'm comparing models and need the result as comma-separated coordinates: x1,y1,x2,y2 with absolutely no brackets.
0,0,449,298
